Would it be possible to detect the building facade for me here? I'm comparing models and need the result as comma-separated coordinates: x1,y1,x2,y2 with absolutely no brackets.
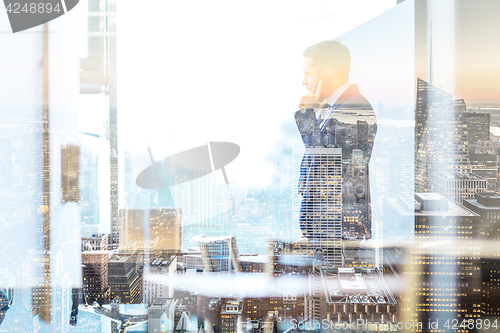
108,254,142,304
415,79,471,193
433,172,487,203
293,148,343,266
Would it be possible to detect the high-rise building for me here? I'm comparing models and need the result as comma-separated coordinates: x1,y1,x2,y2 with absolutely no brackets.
220,299,243,333
79,155,100,237
61,145,79,203
469,152,498,188
357,120,369,153
79,139,110,238
193,235,241,273
82,233,109,251
343,152,372,238
122,151,149,208
31,258,51,323
144,256,177,305
343,240,376,269
383,194,418,242
389,137,414,196
402,193,481,325
119,208,181,253
433,171,487,203
475,139,498,155
466,112,490,146
81,234,110,305
82,252,110,305
415,79,471,193
463,193,500,318
108,254,142,304
342,205,362,237
148,298,175,333
463,193,500,240
293,148,343,266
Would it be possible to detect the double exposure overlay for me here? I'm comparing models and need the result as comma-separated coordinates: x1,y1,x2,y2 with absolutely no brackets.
1,0,500,332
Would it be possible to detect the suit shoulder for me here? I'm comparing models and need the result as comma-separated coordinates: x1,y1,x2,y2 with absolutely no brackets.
335,90,377,125
342,91,373,110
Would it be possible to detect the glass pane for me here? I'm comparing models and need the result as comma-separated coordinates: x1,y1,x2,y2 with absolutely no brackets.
1,0,500,331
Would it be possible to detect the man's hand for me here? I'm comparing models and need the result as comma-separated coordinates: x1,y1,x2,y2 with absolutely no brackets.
299,80,323,111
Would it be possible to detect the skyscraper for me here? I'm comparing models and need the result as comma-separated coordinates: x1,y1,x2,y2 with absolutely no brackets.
415,79,471,193
466,112,490,146
108,254,142,304
402,193,481,326
148,298,175,333
469,152,498,188
119,208,182,253
293,147,343,266
81,234,111,305
433,171,487,203
463,193,500,319
356,120,369,153
82,252,111,305
193,234,241,273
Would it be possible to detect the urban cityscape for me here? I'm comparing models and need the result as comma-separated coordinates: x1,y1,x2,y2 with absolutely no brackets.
1,0,500,332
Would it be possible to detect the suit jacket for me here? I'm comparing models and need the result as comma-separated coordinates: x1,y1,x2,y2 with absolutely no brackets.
295,84,377,239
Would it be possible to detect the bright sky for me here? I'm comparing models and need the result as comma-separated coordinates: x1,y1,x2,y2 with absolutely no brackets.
117,0,396,189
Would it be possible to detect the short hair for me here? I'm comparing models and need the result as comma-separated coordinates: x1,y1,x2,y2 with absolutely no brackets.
303,40,351,82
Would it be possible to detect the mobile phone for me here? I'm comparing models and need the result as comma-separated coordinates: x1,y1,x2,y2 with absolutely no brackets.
312,73,330,99
312,77,321,94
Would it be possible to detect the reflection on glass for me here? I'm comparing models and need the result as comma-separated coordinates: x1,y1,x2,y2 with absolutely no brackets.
2,0,500,331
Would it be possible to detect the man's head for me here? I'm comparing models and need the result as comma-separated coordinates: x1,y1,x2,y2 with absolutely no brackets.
302,40,351,102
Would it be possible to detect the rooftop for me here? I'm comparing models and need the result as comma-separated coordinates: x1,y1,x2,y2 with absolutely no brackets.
150,298,173,307
434,171,484,180
319,267,396,306
109,254,131,263
415,193,445,200
387,195,478,217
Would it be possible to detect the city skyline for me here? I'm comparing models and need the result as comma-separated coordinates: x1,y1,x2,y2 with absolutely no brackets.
1,0,500,331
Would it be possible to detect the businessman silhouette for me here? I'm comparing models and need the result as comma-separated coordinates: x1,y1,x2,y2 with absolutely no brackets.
295,41,377,242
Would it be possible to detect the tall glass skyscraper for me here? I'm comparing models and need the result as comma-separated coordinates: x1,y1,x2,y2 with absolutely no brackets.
294,147,343,266
415,78,471,193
